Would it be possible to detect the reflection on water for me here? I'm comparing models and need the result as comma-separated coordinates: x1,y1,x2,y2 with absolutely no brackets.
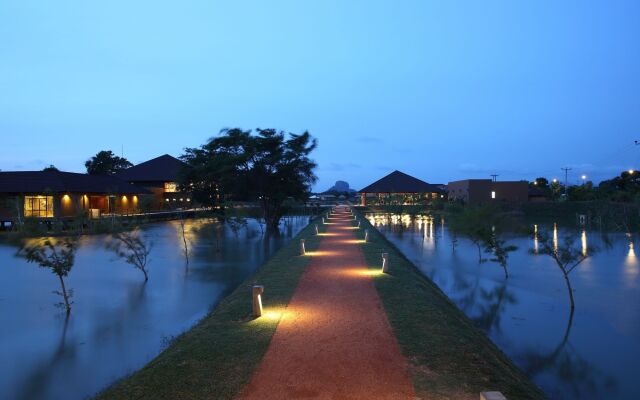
0,217,308,400
368,213,640,400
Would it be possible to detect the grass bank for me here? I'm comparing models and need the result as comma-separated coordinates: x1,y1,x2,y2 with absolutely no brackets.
95,218,325,400
355,213,546,399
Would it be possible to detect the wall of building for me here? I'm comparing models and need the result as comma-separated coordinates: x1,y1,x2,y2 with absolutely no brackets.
447,179,529,205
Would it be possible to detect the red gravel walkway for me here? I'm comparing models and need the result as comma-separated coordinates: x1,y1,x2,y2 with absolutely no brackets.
240,206,414,400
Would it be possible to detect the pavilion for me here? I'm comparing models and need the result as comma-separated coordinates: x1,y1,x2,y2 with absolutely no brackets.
358,170,443,206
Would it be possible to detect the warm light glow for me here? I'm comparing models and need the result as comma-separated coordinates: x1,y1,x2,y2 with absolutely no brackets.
581,230,588,256
629,169,635,174
553,223,558,251
317,232,339,237
304,250,342,257
62,194,71,202
339,268,385,278
164,182,177,193
24,195,54,218
341,239,366,244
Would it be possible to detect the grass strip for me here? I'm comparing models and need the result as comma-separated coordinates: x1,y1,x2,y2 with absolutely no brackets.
96,218,325,400
355,212,546,400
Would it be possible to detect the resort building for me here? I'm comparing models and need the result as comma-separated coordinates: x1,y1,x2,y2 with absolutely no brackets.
447,179,529,205
114,154,191,209
359,170,444,206
0,170,149,221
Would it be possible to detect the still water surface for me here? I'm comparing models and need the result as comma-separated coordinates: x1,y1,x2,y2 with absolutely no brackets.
368,213,640,400
0,217,307,400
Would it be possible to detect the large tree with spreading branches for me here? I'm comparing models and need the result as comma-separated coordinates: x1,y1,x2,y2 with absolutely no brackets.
180,128,317,231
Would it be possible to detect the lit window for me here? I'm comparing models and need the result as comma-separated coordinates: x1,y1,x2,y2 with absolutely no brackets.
491,191,496,199
164,182,177,193
24,195,54,218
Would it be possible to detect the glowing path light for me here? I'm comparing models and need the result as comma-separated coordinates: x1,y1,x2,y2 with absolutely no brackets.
252,284,264,318
382,252,389,273
315,224,319,235
300,239,306,256
364,229,369,242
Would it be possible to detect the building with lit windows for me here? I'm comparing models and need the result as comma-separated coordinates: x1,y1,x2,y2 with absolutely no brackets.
447,179,529,205
0,170,149,223
359,170,444,206
114,154,191,209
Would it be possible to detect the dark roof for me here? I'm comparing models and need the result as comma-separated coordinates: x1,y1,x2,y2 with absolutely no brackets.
0,171,149,195
115,154,187,183
359,170,443,193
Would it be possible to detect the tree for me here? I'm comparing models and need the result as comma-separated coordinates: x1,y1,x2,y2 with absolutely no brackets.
21,237,78,314
532,230,594,310
180,128,318,231
485,235,518,279
85,150,133,175
108,231,152,281
42,165,59,172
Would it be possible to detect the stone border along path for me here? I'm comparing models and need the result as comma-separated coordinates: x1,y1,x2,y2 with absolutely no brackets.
239,206,414,400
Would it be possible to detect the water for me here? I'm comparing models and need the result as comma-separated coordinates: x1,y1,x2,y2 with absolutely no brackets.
367,213,640,400
0,216,308,400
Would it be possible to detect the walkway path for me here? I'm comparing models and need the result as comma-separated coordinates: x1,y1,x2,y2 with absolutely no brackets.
240,206,414,400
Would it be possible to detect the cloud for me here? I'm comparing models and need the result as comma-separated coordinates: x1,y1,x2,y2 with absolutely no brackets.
323,162,363,172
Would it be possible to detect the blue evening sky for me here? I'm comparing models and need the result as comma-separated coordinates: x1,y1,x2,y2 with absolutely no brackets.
1,1,639,190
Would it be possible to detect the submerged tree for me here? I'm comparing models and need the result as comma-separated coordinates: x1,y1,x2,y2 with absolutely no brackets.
21,237,78,314
180,128,318,232
108,231,152,282
532,230,594,310
485,235,518,279
178,212,189,267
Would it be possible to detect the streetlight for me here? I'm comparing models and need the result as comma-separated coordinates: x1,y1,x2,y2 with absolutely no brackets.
629,169,635,175
581,175,587,184
552,178,558,183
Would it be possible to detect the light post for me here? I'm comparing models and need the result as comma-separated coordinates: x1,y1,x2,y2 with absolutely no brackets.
581,175,587,185
252,284,264,318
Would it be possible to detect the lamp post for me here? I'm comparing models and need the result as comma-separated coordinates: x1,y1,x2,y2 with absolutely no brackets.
381,253,389,273
581,175,587,185
252,284,264,318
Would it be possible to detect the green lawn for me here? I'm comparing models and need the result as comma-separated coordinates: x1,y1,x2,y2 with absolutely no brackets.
95,219,324,400
355,213,546,400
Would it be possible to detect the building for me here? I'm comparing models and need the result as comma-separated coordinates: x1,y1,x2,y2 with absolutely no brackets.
0,171,149,222
447,179,529,205
359,170,444,206
114,154,190,209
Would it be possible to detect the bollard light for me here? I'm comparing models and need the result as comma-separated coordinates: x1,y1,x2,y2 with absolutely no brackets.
322,217,325,224
252,284,264,318
357,220,361,228
365,229,369,242
315,224,319,235
300,239,306,255
381,252,389,273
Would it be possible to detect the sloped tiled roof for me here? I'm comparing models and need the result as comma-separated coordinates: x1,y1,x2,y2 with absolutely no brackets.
0,171,149,194
115,154,187,183
359,170,443,193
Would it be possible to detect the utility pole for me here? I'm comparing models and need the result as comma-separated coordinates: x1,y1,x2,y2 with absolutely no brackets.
490,174,499,182
561,167,572,198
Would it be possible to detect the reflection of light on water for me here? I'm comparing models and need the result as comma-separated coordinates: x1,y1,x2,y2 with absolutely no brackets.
625,238,639,284
533,224,538,254
581,230,588,256
553,223,558,251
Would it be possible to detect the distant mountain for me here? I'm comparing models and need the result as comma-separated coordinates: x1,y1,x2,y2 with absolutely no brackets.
326,180,356,193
